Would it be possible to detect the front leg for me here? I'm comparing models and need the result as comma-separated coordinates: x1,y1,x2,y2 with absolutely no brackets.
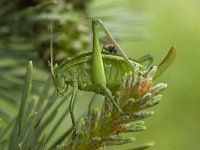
69,81,78,137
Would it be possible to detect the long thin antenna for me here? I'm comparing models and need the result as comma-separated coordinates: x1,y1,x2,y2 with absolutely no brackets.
48,18,55,77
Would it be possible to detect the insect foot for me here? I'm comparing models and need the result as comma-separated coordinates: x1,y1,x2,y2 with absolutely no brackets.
71,128,78,140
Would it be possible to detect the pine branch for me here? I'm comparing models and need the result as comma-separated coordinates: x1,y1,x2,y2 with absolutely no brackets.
64,66,167,150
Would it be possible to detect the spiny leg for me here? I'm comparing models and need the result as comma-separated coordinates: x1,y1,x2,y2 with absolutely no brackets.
96,19,142,75
137,54,153,68
99,84,124,115
69,82,78,137
92,19,107,86
91,19,123,114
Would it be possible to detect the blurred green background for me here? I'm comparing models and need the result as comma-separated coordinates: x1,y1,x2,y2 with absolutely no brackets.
1,0,199,149
118,0,200,149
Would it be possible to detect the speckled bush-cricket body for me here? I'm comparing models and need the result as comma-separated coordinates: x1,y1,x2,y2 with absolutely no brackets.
50,18,176,134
